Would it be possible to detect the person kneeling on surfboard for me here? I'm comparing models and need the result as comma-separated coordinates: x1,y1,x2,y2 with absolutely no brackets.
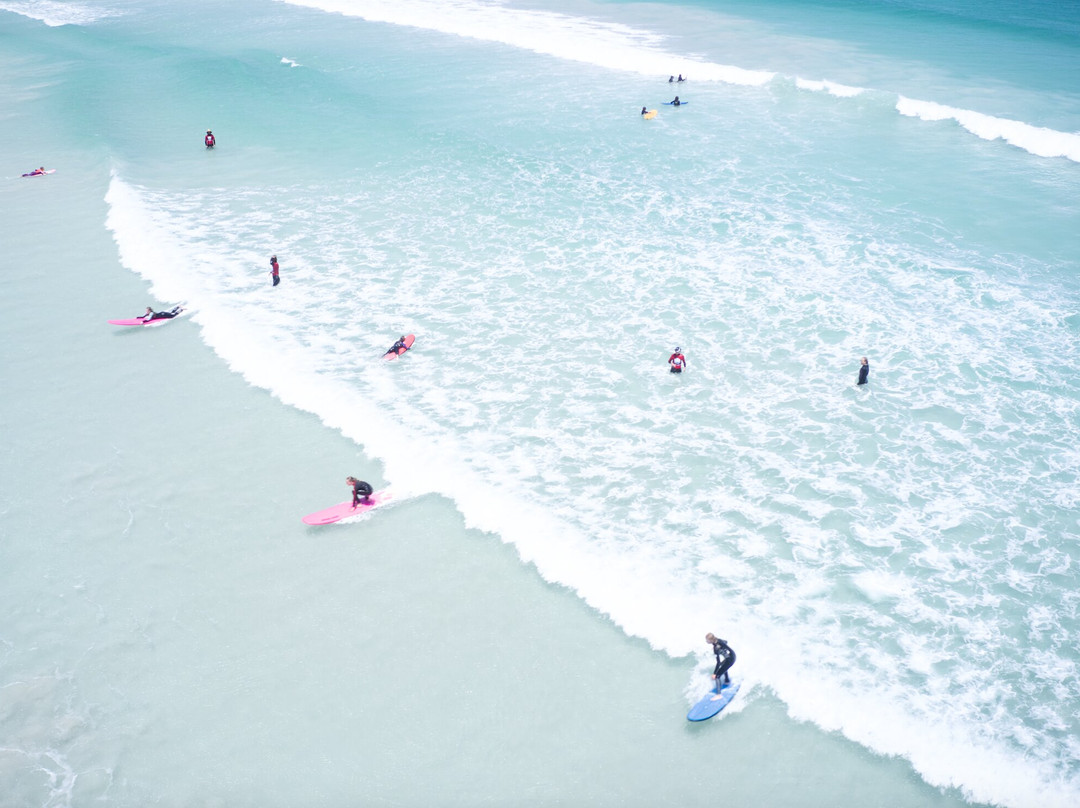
347,476,374,507
384,336,409,357
668,347,686,374
706,634,735,687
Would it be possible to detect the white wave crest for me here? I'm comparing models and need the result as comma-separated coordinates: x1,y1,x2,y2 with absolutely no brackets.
795,77,865,97
897,96,1080,162
275,0,774,86
0,0,121,26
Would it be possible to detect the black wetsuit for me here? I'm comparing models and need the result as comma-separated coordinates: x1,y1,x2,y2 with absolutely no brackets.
145,307,180,321
351,480,374,506
858,362,869,386
711,638,735,684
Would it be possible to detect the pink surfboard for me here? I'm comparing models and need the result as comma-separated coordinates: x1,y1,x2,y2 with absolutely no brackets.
108,308,184,326
302,491,391,525
383,334,415,360
108,318,174,326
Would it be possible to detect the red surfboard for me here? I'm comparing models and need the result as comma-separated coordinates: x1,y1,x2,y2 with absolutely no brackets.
384,333,415,360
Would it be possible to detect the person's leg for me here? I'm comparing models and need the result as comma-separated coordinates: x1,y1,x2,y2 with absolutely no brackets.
716,657,734,684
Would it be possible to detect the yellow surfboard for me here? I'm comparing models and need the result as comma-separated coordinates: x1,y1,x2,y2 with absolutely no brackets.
643,109,658,119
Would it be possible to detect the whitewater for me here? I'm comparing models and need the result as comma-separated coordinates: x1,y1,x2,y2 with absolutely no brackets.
2,0,1079,806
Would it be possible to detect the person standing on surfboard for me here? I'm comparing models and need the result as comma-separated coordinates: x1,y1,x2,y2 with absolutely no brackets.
204,129,215,148
346,476,374,507
668,347,687,374
706,634,735,688
270,255,280,287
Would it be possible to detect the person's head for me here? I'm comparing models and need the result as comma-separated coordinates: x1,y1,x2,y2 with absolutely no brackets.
346,476,357,485
207,129,212,134
674,347,680,354
399,335,405,341
271,255,276,261
861,356,868,365
705,633,716,644
145,307,153,313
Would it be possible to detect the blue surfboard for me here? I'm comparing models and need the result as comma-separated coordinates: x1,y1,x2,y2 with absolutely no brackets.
663,101,689,105
687,682,740,721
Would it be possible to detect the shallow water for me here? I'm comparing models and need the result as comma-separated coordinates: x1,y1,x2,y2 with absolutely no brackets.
2,0,1079,805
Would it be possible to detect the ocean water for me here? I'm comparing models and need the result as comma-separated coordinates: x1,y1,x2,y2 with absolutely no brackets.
1,0,1079,806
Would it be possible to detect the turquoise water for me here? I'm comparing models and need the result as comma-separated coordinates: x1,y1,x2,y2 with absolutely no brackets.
2,0,1079,805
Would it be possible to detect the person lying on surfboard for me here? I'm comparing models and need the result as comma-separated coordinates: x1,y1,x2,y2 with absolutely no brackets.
140,305,182,322
26,166,48,176
383,336,409,357
346,476,374,507
706,634,735,688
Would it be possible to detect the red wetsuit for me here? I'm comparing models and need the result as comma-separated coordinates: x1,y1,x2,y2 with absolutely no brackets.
668,352,687,373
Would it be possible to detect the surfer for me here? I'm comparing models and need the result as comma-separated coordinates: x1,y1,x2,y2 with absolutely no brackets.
346,476,374,507
677,74,686,82
706,633,735,687
641,106,648,116
26,166,47,176
270,255,280,287
668,347,686,374
857,356,869,385
140,305,182,322
671,96,681,106
204,129,215,149
384,336,409,357
668,75,675,83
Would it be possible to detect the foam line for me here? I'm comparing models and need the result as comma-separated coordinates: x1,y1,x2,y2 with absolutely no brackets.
897,96,1080,162
0,0,121,26
795,77,866,98
275,0,774,86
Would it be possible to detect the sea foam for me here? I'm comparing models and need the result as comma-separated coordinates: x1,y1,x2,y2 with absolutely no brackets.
0,0,121,26
897,96,1080,162
104,170,1080,808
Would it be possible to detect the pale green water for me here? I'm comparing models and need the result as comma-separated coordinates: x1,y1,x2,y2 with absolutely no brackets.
2,0,1079,805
